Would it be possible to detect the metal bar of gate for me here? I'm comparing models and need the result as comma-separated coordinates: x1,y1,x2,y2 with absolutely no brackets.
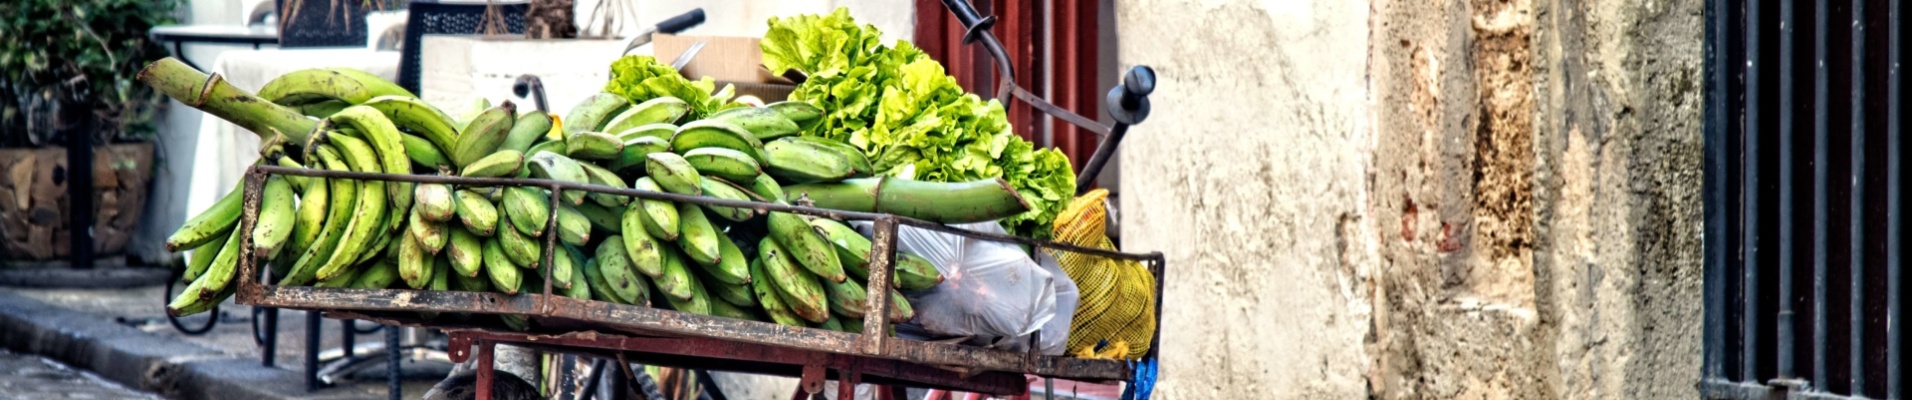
1881,0,1908,397
1811,0,1832,385
1776,0,1801,380
1744,0,1767,383
1704,0,1729,382
1847,0,1870,393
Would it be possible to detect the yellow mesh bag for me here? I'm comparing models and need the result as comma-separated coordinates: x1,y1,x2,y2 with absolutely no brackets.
1049,189,1156,359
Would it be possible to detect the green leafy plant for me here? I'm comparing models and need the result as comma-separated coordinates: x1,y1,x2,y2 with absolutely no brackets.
762,8,1077,239
0,0,183,147
604,55,741,119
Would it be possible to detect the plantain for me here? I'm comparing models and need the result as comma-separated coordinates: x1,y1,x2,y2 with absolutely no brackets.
562,93,632,136
450,101,515,167
413,183,456,222
620,202,667,278
675,204,722,266
653,245,695,301
323,106,413,209
595,236,648,306
502,186,551,237
312,134,388,282
767,212,847,283
613,123,678,142
398,230,431,288
658,261,711,316
525,152,591,205
821,275,869,319
696,231,751,285
496,218,544,268
182,231,225,283
706,105,800,140
606,135,671,172
460,150,525,178
447,226,484,277
482,238,523,294
810,218,942,290
453,189,500,236
705,270,758,308
747,173,786,203
400,133,454,169
784,177,1032,224
280,146,356,286
643,152,702,195
762,138,855,183
352,260,400,289
564,131,625,160
751,258,808,327
681,147,762,183
408,208,447,254
258,67,413,106
361,95,460,153
765,101,823,130
571,201,624,233
668,119,765,164
450,256,491,292
696,177,760,222
555,205,592,247
602,97,690,134
577,162,630,207
583,257,625,304
759,238,828,323
167,184,241,251
782,136,873,177
251,175,297,259
631,177,680,241
500,112,554,154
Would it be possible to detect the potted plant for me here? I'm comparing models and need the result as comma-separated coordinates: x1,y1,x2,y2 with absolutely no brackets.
0,0,182,263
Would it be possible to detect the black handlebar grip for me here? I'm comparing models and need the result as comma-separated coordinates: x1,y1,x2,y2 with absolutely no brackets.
655,8,706,34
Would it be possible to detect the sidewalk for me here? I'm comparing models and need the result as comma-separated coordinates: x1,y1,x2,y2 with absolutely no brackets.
0,284,444,399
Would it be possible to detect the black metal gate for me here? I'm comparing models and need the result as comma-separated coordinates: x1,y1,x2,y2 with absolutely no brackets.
1703,0,1908,398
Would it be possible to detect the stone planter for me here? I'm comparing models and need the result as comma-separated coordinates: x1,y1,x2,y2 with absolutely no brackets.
0,143,154,262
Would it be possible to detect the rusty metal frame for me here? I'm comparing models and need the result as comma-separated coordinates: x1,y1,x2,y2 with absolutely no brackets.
232,164,1164,393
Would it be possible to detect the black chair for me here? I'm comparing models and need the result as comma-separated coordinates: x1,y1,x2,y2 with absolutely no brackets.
398,0,531,95
276,0,381,47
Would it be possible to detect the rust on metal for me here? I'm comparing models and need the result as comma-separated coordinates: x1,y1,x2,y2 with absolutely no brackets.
540,183,561,314
234,169,268,304
475,340,494,400
859,216,898,354
800,362,825,394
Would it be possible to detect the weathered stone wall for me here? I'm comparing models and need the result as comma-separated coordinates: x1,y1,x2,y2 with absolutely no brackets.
1116,0,1703,398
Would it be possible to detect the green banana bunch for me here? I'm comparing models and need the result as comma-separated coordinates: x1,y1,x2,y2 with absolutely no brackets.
758,237,828,323
809,218,942,290
452,101,517,167
312,134,389,282
766,212,846,283
594,236,649,305
750,258,808,327
601,97,689,134
562,93,632,136
361,95,460,154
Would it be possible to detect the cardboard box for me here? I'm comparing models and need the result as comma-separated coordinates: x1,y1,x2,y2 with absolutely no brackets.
653,34,797,102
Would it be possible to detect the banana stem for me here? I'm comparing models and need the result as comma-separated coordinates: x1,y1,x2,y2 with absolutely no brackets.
786,177,1031,224
138,57,317,143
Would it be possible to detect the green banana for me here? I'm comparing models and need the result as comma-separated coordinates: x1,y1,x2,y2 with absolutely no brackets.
759,238,829,323
409,209,447,254
654,245,695,301
815,315,844,331
765,101,823,130
607,135,671,172
454,189,500,236
748,174,786,203
706,106,800,140
251,175,297,259
281,146,356,286
398,230,431,288
583,257,625,304
886,289,914,322
762,138,855,183
167,184,241,251
562,93,632,136
191,227,245,298
564,131,625,160
659,262,711,315
706,271,757,308
810,218,942,290
498,314,531,331
451,101,516,167
258,68,413,106
751,258,808,327
502,186,551,237
706,293,760,320
483,238,523,294
400,133,453,169
681,147,762,183
527,139,567,158
577,162,630,207
784,177,1032,224
323,106,413,209
768,212,847,283
644,152,703,195
549,244,582,290
631,178,680,241
314,263,362,288
500,112,554,154
296,99,351,119
822,275,868,318
675,204,722,266
496,219,543,269
783,136,873,177
312,134,389,281
614,123,678,142
413,183,456,222
669,119,765,164
167,263,238,317
352,260,400,289
525,152,591,205
840,317,866,335
361,95,459,153
182,231,225,283
602,97,690,134
571,202,624,233
619,202,666,278
697,177,759,222
696,232,751,285
594,236,648,305
562,253,592,300
460,150,525,178
447,226,484,277
450,256,490,292
555,205,592,247
269,153,315,192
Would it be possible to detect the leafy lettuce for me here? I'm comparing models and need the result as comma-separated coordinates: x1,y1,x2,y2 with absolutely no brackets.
604,55,739,119
762,8,1077,239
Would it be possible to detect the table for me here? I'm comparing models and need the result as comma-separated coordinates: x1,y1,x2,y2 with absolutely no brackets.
148,25,281,69
182,49,400,220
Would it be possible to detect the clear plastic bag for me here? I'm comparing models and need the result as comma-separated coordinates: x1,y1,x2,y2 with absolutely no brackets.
856,221,1078,355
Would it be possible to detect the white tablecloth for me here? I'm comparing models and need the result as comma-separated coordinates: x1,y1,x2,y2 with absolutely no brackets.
183,49,400,219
